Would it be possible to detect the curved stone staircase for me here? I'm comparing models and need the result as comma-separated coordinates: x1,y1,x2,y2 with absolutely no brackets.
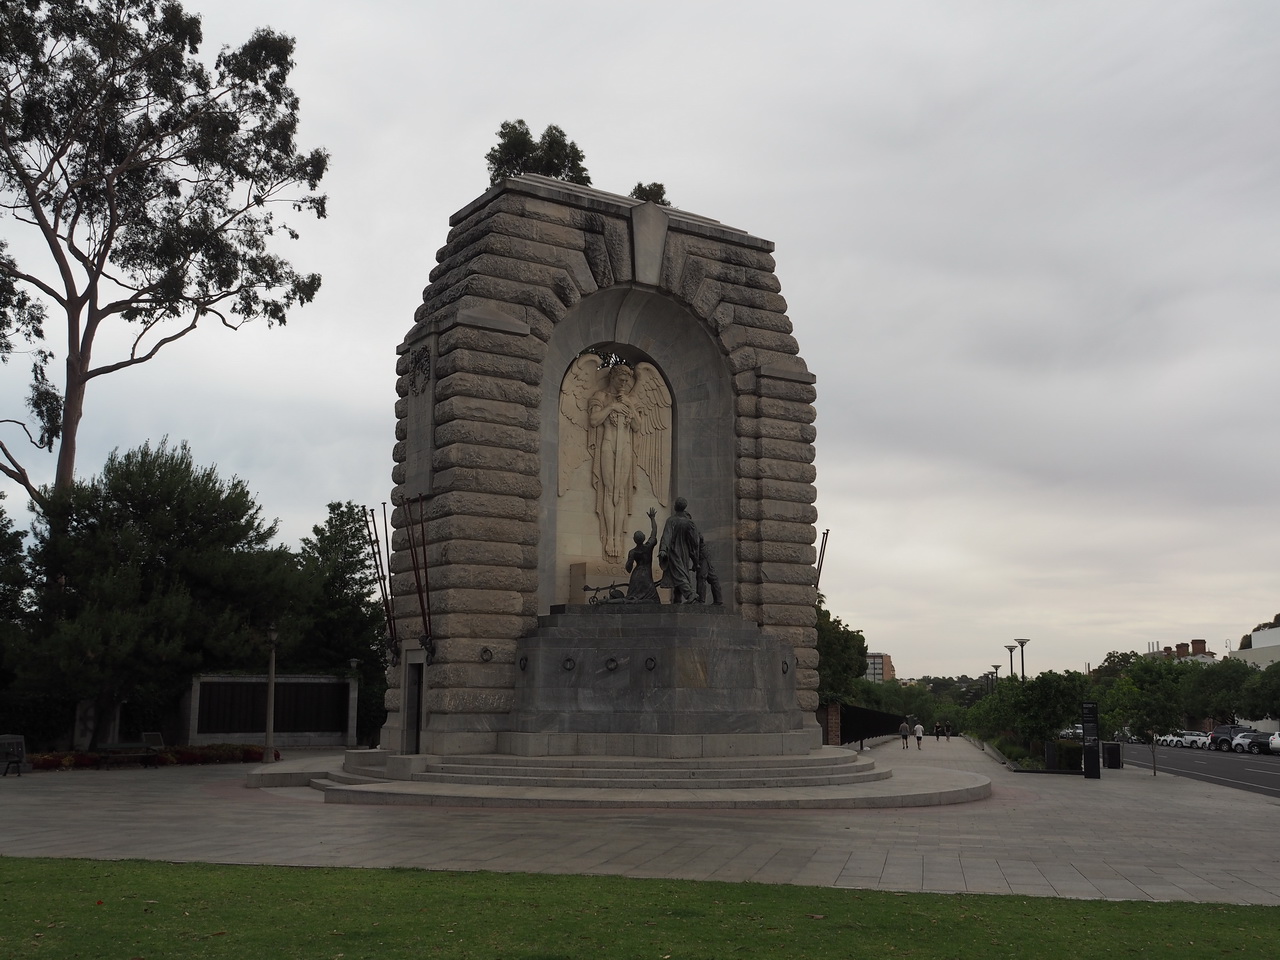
249,746,991,809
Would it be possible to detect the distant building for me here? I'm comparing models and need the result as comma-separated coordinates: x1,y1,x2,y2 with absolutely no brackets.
866,652,896,683
1232,626,1280,670
1146,639,1217,665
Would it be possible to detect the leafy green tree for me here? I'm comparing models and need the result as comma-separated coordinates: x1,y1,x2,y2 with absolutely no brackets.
296,501,387,742
1092,650,1140,681
1008,670,1090,746
1183,656,1255,724
1240,661,1280,721
815,597,866,703
486,119,590,186
1103,657,1185,774
629,182,670,206
20,439,307,746
0,0,328,506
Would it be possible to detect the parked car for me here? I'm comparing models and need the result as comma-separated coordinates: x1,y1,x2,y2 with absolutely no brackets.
1231,732,1273,755
1183,730,1210,749
1208,724,1258,751
1270,732,1280,754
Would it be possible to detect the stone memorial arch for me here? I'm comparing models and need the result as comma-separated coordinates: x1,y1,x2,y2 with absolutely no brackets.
383,175,820,756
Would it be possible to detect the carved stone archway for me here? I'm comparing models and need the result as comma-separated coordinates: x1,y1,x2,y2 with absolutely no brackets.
385,176,819,756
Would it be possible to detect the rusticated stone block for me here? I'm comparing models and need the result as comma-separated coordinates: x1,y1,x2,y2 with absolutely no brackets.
430,466,541,499
437,323,547,364
758,560,820,585
434,443,538,475
735,417,816,443
423,687,517,714
426,663,518,689
435,372,540,408
736,395,817,425
737,541,817,565
432,637,516,664
736,477,818,504
796,690,819,712
735,372,818,404
794,646,820,669
433,349,542,386
733,304,794,334
735,457,817,484
435,420,539,454
436,395,538,430
794,667,819,691
425,565,538,592
429,274,568,324
389,539,534,571
763,624,818,649
735,436,816,464
720,324,800,358
761,603,817,628
429,612,536,639
384,687,401,711
719,283,787,314
759,582,818,606
408,514,538,547
401,490,534,523
737,499,819,524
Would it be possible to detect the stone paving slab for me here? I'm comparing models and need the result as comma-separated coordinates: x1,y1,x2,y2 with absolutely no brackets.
4,737,1280,902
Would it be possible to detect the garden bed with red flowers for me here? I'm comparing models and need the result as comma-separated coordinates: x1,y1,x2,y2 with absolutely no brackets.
28,744,281,770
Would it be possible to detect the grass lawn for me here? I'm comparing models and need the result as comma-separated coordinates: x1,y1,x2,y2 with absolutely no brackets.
0,858,1272,959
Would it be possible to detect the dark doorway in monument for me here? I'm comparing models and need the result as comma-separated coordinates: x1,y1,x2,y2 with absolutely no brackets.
537,285,735,613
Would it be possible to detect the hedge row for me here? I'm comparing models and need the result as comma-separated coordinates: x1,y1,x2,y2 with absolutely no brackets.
28,744,281,770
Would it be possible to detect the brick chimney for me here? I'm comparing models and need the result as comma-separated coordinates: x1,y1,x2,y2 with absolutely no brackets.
1176,642,1190,659
1191,638,1207,655
1162,646,1173,658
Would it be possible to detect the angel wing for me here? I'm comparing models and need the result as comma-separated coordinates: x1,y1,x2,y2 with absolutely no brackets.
631,362,672,506
558,354,607,496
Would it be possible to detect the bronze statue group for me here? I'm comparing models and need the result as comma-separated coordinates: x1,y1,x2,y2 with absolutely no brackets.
618,497,722,606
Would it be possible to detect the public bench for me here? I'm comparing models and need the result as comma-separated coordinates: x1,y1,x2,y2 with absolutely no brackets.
1,734,25,776
95,732,165,769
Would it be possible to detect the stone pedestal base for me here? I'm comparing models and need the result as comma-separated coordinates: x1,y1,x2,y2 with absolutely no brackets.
505,604,817,757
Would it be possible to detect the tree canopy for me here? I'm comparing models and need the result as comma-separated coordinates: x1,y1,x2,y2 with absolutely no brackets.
628,182,670,206
0,0,327,505
486,119,590,186
815,597,866,703
20,438,306,745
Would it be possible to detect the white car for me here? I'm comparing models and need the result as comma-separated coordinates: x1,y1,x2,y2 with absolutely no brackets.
1173,730,1209,748
1270,732,1280,754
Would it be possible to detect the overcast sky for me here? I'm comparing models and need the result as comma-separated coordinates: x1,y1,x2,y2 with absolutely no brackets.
4,1,1279,680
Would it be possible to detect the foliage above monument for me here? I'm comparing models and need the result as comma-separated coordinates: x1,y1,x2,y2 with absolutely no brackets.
0,0,328,506
486,119,591,186
628,182,670,206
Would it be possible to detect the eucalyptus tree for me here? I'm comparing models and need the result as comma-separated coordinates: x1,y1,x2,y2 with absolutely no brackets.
0,0,327,506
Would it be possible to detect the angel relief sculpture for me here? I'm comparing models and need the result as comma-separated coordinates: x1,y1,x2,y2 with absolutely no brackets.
559,355,672,562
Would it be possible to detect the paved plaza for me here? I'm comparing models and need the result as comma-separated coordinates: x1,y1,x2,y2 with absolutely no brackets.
4,736,1278,902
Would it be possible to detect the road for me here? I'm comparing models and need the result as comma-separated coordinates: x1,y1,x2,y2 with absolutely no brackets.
1120,741,1280,800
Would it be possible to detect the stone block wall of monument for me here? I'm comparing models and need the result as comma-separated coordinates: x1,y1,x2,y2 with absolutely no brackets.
384,175,819,755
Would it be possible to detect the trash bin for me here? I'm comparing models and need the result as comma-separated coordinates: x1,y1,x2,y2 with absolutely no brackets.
1102,741,1123,769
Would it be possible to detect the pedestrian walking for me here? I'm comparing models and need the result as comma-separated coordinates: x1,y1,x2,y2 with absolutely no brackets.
913,721,924,749
933,721,942,741
944,720,952,742
898,719,910,749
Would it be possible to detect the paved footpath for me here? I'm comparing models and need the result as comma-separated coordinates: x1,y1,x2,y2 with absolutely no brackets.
4,737,1279,902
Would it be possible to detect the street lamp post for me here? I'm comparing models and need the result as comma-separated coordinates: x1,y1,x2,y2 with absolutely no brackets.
1015,638,1029,680
991,664,1001,686
263,625,278,764
1004,644,1017,677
